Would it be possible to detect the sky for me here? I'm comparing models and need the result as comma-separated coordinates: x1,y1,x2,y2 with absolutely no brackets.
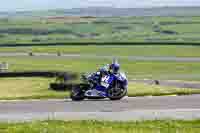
0,0,200,12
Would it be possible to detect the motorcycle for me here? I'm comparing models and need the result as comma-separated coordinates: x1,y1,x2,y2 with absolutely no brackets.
70,72,128,101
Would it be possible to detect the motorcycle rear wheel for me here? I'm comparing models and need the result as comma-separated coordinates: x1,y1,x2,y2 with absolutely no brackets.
70,85,85,101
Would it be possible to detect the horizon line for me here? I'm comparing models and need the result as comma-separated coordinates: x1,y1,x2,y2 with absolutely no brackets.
1,5,200,13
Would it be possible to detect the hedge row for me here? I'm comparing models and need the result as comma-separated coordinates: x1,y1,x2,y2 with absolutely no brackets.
0,42,200,47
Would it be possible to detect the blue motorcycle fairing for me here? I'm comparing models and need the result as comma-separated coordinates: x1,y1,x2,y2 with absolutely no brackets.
93,74,116,97
85,73,127,98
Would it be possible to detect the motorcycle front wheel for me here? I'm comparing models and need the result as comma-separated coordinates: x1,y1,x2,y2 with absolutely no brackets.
106,87,127,100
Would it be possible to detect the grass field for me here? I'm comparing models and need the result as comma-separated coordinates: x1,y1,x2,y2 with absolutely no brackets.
0,56,200,80
1,120,200,133
1,45,200,57
0,54,199,99
1,16,200,44
0,77,199,100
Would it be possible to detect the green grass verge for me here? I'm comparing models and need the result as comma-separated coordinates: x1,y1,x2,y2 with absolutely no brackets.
128,82,200,97
0,78,67,100
1,45,200,57
1,120,200,133
0,78,200,100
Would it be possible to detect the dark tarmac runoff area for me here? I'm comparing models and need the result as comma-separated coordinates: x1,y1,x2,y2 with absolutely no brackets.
0,95,200,122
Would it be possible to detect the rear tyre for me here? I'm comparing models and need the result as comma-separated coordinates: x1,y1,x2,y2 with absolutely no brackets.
70,85,85,101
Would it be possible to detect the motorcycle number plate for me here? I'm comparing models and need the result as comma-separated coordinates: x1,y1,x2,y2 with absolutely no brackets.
101,82,109,88
101,76,110,88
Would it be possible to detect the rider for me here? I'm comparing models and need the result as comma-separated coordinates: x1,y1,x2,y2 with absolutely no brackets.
85,62,120,96
87,61,121,88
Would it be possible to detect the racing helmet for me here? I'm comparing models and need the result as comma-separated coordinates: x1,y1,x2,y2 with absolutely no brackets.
110,63,120,74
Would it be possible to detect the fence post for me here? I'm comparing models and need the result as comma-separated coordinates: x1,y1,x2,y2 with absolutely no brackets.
0,62,9,72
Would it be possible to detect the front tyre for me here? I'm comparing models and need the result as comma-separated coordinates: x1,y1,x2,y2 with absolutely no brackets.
70,85,85,101
106,87,127,100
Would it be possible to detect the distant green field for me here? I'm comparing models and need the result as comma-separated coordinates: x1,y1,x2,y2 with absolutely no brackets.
1,120,200,133
1,56,200,80
1,45,200,57
1,16,200,44
161,24,200,33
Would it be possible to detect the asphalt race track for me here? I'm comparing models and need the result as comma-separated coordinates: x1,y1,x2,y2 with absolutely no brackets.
0,95,200,122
